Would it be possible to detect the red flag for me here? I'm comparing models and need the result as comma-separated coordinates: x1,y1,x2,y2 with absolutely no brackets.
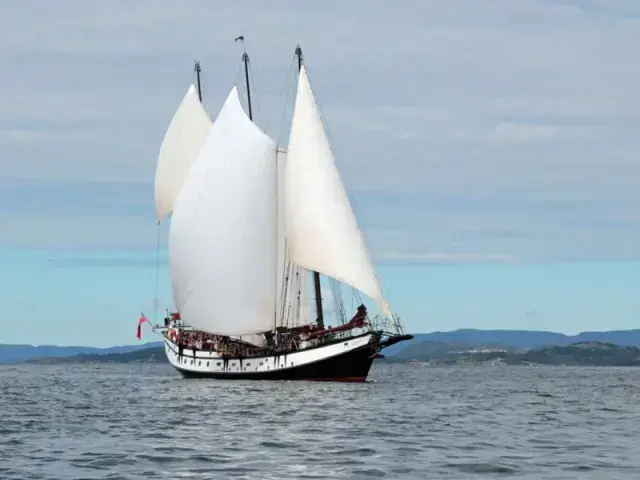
136,314,147,340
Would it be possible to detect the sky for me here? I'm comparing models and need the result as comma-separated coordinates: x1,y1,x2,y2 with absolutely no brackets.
2,0,640,346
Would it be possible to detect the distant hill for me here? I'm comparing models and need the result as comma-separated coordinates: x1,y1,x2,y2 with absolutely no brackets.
0,342,163,364
382,329,640,356
27,345,166,364
6,328,640,365
390,340,513,363
26,340,640,367
515,342,640,366
392,341,640,367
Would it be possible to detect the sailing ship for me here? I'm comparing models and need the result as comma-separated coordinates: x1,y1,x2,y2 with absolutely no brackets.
151,44,412,381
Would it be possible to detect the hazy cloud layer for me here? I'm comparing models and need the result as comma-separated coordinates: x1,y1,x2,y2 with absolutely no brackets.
2,0,640,263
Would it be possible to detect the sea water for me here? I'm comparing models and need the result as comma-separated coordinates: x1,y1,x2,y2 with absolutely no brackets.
1,363,639,479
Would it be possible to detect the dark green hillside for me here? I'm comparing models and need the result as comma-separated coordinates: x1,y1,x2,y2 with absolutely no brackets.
24,340,640,367
515,341,640,366
28,346,166,364
391,340,640,366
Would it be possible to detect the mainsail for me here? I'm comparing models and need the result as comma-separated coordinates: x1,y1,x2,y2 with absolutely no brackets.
284,66,389,316
169,87,278,336
154,84,213,221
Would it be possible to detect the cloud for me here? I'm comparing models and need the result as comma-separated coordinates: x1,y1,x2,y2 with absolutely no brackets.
377,252,519,265
47,257,163,268
542,0,640,17
1,0,640,263
0,212,164,250
489,123,597,143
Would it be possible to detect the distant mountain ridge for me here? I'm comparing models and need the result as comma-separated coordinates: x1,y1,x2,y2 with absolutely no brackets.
387,340,640,366
0,342,162,363
4,329,640,364
380,329,640,356
26,346,167,365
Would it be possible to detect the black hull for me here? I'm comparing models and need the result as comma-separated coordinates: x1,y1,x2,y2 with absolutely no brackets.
173,342,378,382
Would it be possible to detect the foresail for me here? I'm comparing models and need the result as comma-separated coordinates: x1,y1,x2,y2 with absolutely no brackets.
169,87,278,336
284,66,389,315
155,84,213,221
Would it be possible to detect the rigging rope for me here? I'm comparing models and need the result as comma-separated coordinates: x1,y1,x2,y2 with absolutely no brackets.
153,220,161,326
276,57,297,147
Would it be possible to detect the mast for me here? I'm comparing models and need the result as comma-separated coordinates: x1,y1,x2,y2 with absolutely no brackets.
234,35,253,120
295,45,324,330
194,61,203,102
242,53,253,121
236,36,273,334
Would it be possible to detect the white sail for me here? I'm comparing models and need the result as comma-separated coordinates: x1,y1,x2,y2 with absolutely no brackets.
169,87,278,336
276,148,311,328
154,84,213,221
284,66,389,315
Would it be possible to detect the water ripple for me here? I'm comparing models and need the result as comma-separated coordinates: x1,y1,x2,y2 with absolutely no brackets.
1,364,640,479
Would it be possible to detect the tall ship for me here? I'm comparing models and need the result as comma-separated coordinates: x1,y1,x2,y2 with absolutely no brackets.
150,43,412,381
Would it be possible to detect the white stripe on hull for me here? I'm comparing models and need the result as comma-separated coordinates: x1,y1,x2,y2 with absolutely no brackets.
164,332,377,376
